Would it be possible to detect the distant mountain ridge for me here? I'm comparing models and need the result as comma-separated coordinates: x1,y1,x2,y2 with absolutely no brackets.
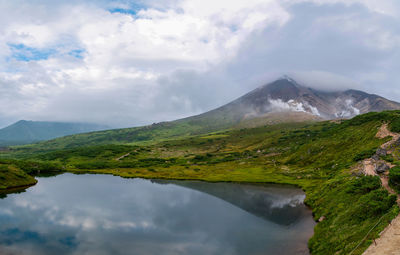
0,120,109,146
14,76,400,149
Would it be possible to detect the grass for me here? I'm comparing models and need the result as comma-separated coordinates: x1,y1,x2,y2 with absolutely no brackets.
9,115,235,152
2,110,400,254
0,162,37,190
307,174,398,254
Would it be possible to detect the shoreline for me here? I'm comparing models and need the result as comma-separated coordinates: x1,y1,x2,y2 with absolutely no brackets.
0,181,37,195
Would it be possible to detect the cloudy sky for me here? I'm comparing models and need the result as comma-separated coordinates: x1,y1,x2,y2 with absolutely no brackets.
0,0,399,127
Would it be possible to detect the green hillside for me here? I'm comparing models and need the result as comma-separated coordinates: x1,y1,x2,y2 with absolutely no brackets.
15,111,319,153
0,162,37,190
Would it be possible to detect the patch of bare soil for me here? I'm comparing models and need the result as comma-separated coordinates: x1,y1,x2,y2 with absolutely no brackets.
363,159,377,176
376,123,400,153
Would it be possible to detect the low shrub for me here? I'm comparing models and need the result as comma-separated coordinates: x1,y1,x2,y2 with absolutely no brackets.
350,189,397,221
345,175,381,194
13,160,62,174
389,166,400,191
353,149,376,162
390,117,400,133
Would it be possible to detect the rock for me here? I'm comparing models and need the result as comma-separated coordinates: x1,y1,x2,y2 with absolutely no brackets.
372,154,380,161
375,162,390,174
376,148,387,157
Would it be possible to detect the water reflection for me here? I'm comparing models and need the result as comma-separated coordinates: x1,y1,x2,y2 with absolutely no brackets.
0,173,315,255
156,180,310,226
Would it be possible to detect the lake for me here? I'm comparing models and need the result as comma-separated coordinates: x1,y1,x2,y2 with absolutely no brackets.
0,173,315,255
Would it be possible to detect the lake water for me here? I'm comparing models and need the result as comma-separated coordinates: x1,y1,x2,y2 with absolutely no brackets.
0,173,315,255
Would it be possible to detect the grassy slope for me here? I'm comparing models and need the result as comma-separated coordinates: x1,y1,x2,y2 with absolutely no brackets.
12,111,320,152
13,120,225,151
3,111,400,254
11,108,243,151
0,162,37,190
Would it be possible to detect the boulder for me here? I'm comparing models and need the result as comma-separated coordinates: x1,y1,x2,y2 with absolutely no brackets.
375,162,390,174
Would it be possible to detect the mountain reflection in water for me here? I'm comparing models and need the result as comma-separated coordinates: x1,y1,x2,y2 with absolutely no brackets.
155,180,309,226
0,173,315,255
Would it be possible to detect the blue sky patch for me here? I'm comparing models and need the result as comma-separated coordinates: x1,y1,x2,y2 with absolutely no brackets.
108,2,145,16
8,43,86,62
68,49,86,59
108,7,139,15
8,43,56,62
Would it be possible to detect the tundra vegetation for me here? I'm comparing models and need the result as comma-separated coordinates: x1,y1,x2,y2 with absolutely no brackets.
2,111,400,254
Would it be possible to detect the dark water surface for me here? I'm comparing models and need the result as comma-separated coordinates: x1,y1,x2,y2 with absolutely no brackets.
0,173,315,255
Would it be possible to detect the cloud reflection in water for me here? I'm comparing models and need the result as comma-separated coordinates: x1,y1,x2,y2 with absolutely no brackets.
0,173,315,255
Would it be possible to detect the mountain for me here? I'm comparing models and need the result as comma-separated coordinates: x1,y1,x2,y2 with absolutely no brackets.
17,77,400,150
186,76,400,124
0,120,109,146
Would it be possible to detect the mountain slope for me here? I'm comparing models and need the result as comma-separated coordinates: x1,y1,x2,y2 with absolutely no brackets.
16,77,400,150
0,120,108,146
188,77,400,122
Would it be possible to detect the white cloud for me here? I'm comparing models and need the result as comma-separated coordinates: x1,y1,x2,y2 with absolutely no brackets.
289,71,361,92
287,0,400,16
0,0,398,127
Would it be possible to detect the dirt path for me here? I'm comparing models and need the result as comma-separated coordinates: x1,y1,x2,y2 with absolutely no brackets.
362,124,400,255
380,175,397,196
376,123,400,152
363,215,400,255
115,152,131,161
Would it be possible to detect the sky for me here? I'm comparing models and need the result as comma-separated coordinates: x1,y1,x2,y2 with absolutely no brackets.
0,0,399,128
